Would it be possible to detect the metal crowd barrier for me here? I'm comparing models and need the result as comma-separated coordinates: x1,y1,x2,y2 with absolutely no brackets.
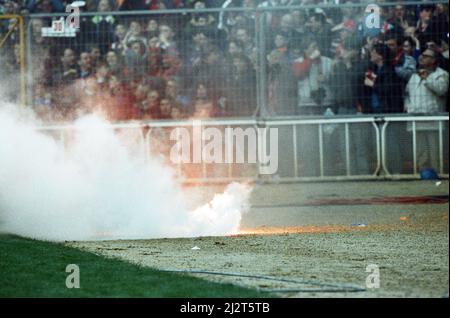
34,115,448,183
381,115,449,179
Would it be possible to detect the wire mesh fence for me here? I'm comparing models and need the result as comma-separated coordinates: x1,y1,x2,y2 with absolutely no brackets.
14,0,448,122
0,14,25,105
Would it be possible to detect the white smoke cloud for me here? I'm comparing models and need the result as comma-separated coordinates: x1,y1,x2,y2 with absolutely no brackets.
0,102,252,241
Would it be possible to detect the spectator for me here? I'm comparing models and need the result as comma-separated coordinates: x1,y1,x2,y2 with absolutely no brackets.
331,0,358,57
123,20,146,48
290,39,311,81
89,0,116,55
116,0,149,11
147,36,163,76
191,82,221,117
107,75,134,121
78,52,92,79
387,4,416,32
416,4,436,50
89,45,103,68
189,1,215,29
258,0,285,31
184,29,210,74
405,47,449,171
360,42,405,172
131,82,149,114
330,38,366,115
426,40,449,71
105,50,124,78
161,51,183,79
26,0,64,13
192,46,228,106
267,35,297,116
145,19,159,40
226,53,257,116
78,76,101,116
111,24,127,54
15,0,449,127
1,1,20,15
430,3,449,46
277,13,301,43
158,24,178,54
227,40,244,56
124,39,148,80
307,10,334,58
232,27,255,59
384,32,416,84
441,38,449,62
361,43,403,113
329,39,371,174
159,97,174,119
95,63,110,87
405,48,448,114
34,83,53,122
170,105,184,119
331,0,358,34
141,89,162,119
297,40,334,115
290,8,308,37
165,77,190,111
403,35,421,62
52,48,79,86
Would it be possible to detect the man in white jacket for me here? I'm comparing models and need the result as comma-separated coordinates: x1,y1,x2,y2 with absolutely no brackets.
405,48,448,171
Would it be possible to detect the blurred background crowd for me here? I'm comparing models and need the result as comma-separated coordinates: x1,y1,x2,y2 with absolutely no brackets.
0,0,448,122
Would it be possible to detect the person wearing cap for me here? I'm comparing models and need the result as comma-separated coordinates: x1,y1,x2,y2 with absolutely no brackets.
405,47,448,171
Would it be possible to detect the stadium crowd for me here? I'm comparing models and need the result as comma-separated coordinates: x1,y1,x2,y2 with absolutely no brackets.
0,0,448,122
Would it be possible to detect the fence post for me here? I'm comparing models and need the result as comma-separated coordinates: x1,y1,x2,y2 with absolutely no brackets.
256,10,267,119
25,17,33,107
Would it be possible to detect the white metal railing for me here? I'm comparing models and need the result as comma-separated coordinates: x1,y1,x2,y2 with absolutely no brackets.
381,115,449,179
34,115,449,183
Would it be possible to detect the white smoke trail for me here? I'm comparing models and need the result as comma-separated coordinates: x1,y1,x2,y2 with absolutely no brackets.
0,102,252,241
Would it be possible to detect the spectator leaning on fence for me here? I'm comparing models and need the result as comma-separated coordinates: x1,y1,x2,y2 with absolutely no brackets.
404,47,449,171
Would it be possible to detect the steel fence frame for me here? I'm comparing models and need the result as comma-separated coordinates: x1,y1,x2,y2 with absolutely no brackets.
381,115,449,179
34,114,448,183
24,1,449,182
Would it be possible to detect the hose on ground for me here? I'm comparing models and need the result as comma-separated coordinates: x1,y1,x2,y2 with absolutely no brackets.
161,269,367,294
